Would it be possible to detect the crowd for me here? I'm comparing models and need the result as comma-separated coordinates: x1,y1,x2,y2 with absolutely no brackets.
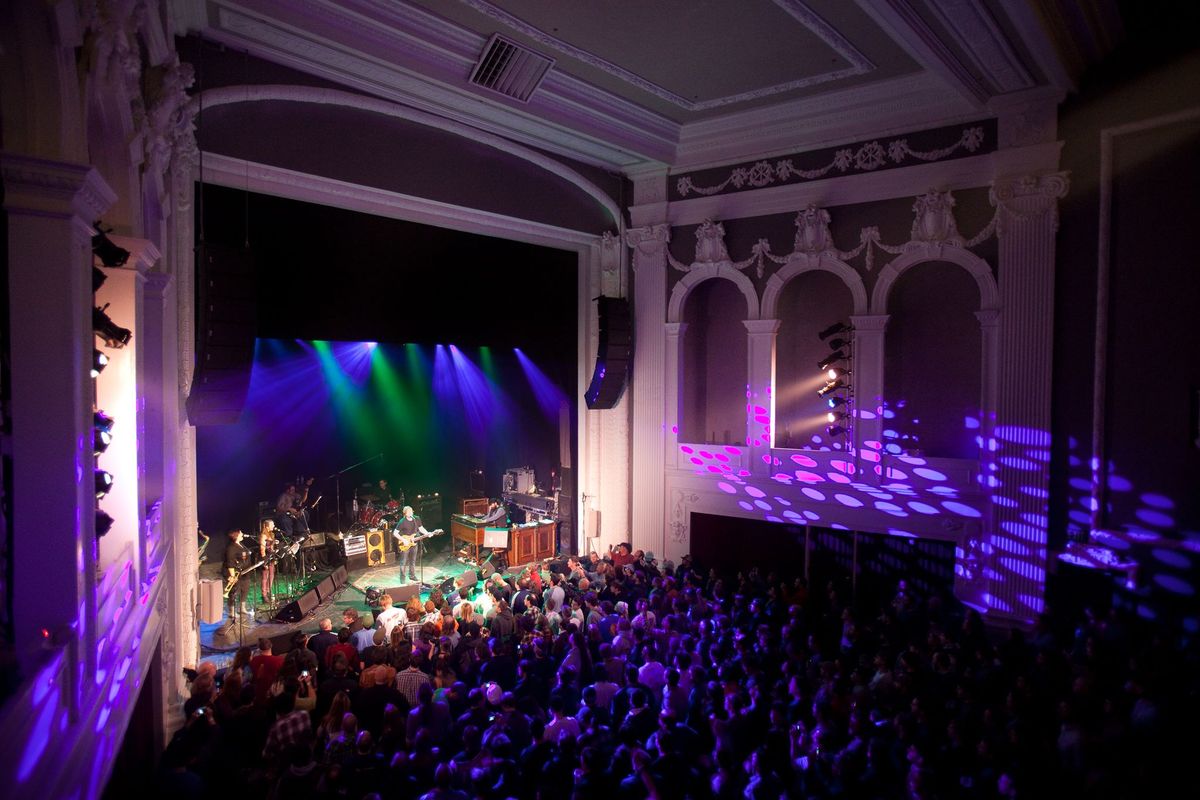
161,544,1194,799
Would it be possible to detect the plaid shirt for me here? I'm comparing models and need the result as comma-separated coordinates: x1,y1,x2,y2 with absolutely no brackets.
404,619,424,642
262,709,312,761
394,666,432,706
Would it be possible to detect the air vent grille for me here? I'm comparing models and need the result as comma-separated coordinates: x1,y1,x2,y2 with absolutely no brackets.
469,34,554,103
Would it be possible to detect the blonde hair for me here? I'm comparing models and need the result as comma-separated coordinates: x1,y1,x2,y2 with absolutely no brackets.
402,505,414,516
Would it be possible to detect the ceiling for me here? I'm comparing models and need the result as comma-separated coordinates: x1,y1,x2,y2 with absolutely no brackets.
173,0,1088,172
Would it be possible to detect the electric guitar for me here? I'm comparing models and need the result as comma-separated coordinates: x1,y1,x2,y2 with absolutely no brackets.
393,528,444,552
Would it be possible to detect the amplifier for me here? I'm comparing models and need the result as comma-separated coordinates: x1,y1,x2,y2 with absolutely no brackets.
302,531,327,549
340,533,367,556
503,467,535,494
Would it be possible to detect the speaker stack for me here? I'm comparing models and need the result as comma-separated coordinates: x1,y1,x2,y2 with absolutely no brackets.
366,528,388,565
187,243,257,425
585,296,632,410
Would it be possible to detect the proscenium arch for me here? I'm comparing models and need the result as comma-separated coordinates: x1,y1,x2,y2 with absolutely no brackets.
198,84,622,228
668,263,761,323
761,253,868,318
871,245,998,314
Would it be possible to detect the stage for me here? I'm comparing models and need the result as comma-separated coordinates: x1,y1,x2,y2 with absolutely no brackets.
198,537,511,665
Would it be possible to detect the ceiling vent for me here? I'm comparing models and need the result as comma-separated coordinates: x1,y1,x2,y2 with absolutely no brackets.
469,34,554,103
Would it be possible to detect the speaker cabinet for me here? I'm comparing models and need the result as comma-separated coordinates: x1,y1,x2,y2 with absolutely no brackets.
315,575,336,601
366,528,388,566
187,243,257,425
585,296,632,409
383,584,421,604
273,588,320,623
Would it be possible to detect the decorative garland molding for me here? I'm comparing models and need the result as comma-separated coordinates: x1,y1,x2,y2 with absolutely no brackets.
676,125,985,197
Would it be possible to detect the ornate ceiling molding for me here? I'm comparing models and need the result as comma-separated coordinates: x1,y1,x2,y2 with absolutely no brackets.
457,0,875,111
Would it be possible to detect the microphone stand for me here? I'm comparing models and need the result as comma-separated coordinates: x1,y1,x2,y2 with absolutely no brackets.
327,453,384,535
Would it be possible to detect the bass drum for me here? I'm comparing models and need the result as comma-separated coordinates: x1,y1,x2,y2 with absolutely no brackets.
358,501,384,527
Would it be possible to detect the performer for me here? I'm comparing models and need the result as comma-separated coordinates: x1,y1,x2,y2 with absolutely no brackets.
477,499,508,526
275,476,314,539
223,529,252,619
259,519,279,604
394,505,431,582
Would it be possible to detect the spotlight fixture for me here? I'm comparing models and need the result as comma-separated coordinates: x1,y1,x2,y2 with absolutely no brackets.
826,396,847,409
91,223,130,268
826,367,850,380
827,410,849,424
95,469,114,499
91,349,109,378
93,304,132,348
92,266,108,292
817,351,846,371
827,425,849,437
818,322,851,341
827,337,853,351
96,510,115,538
94,428,112,456
817,379,847,397
94,410,115,433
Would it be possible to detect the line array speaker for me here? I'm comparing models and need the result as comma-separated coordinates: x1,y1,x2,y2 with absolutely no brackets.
187,243,257,426
585,296,632,410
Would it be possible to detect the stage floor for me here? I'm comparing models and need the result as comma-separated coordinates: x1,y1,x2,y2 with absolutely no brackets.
198,547,491,664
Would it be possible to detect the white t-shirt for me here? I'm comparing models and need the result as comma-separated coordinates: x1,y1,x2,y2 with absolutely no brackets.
375,605,406,638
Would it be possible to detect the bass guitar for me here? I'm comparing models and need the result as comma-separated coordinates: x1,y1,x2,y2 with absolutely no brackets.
393,528,444,552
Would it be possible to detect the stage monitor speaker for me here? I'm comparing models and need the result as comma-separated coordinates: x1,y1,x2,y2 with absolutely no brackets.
366,530,388,566
187,243,257,425
331,565,349,589
273,588,320,623
383,584,421,604
315,575,336,601
584,296,632,410
268,630,296,655
480,560,497,579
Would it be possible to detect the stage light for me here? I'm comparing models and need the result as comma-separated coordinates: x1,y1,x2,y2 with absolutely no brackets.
96,510,114,538
828,337,852,351
827,410,849,424
91,224,130,268
826,396,847,409
826,367,850,380
95,469,113,499
817,351,846,371
91,349,109,378
94,428,112,456
92,266,108,292
817,379,846,397
94,410,115,432
818,322,851,341
827,425,849,437
93,304,131,348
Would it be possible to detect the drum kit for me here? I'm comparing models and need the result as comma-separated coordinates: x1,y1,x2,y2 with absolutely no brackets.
350,488,403,534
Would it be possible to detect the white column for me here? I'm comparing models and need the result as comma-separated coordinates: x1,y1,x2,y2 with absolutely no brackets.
163,163,199,735
850,314,889,475
1,153,114,683
986,172,1068,621
744,319,780,475
663,322,688,469
626,223,671,557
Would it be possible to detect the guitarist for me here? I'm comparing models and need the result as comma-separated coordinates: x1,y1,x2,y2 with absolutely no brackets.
394,505,431,582
275,477,314,539
223,529,252,619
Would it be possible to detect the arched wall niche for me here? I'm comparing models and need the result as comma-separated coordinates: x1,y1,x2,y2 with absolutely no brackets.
774,270,856,450
679,277,751,445
882,260,984,460
667,263,760,324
